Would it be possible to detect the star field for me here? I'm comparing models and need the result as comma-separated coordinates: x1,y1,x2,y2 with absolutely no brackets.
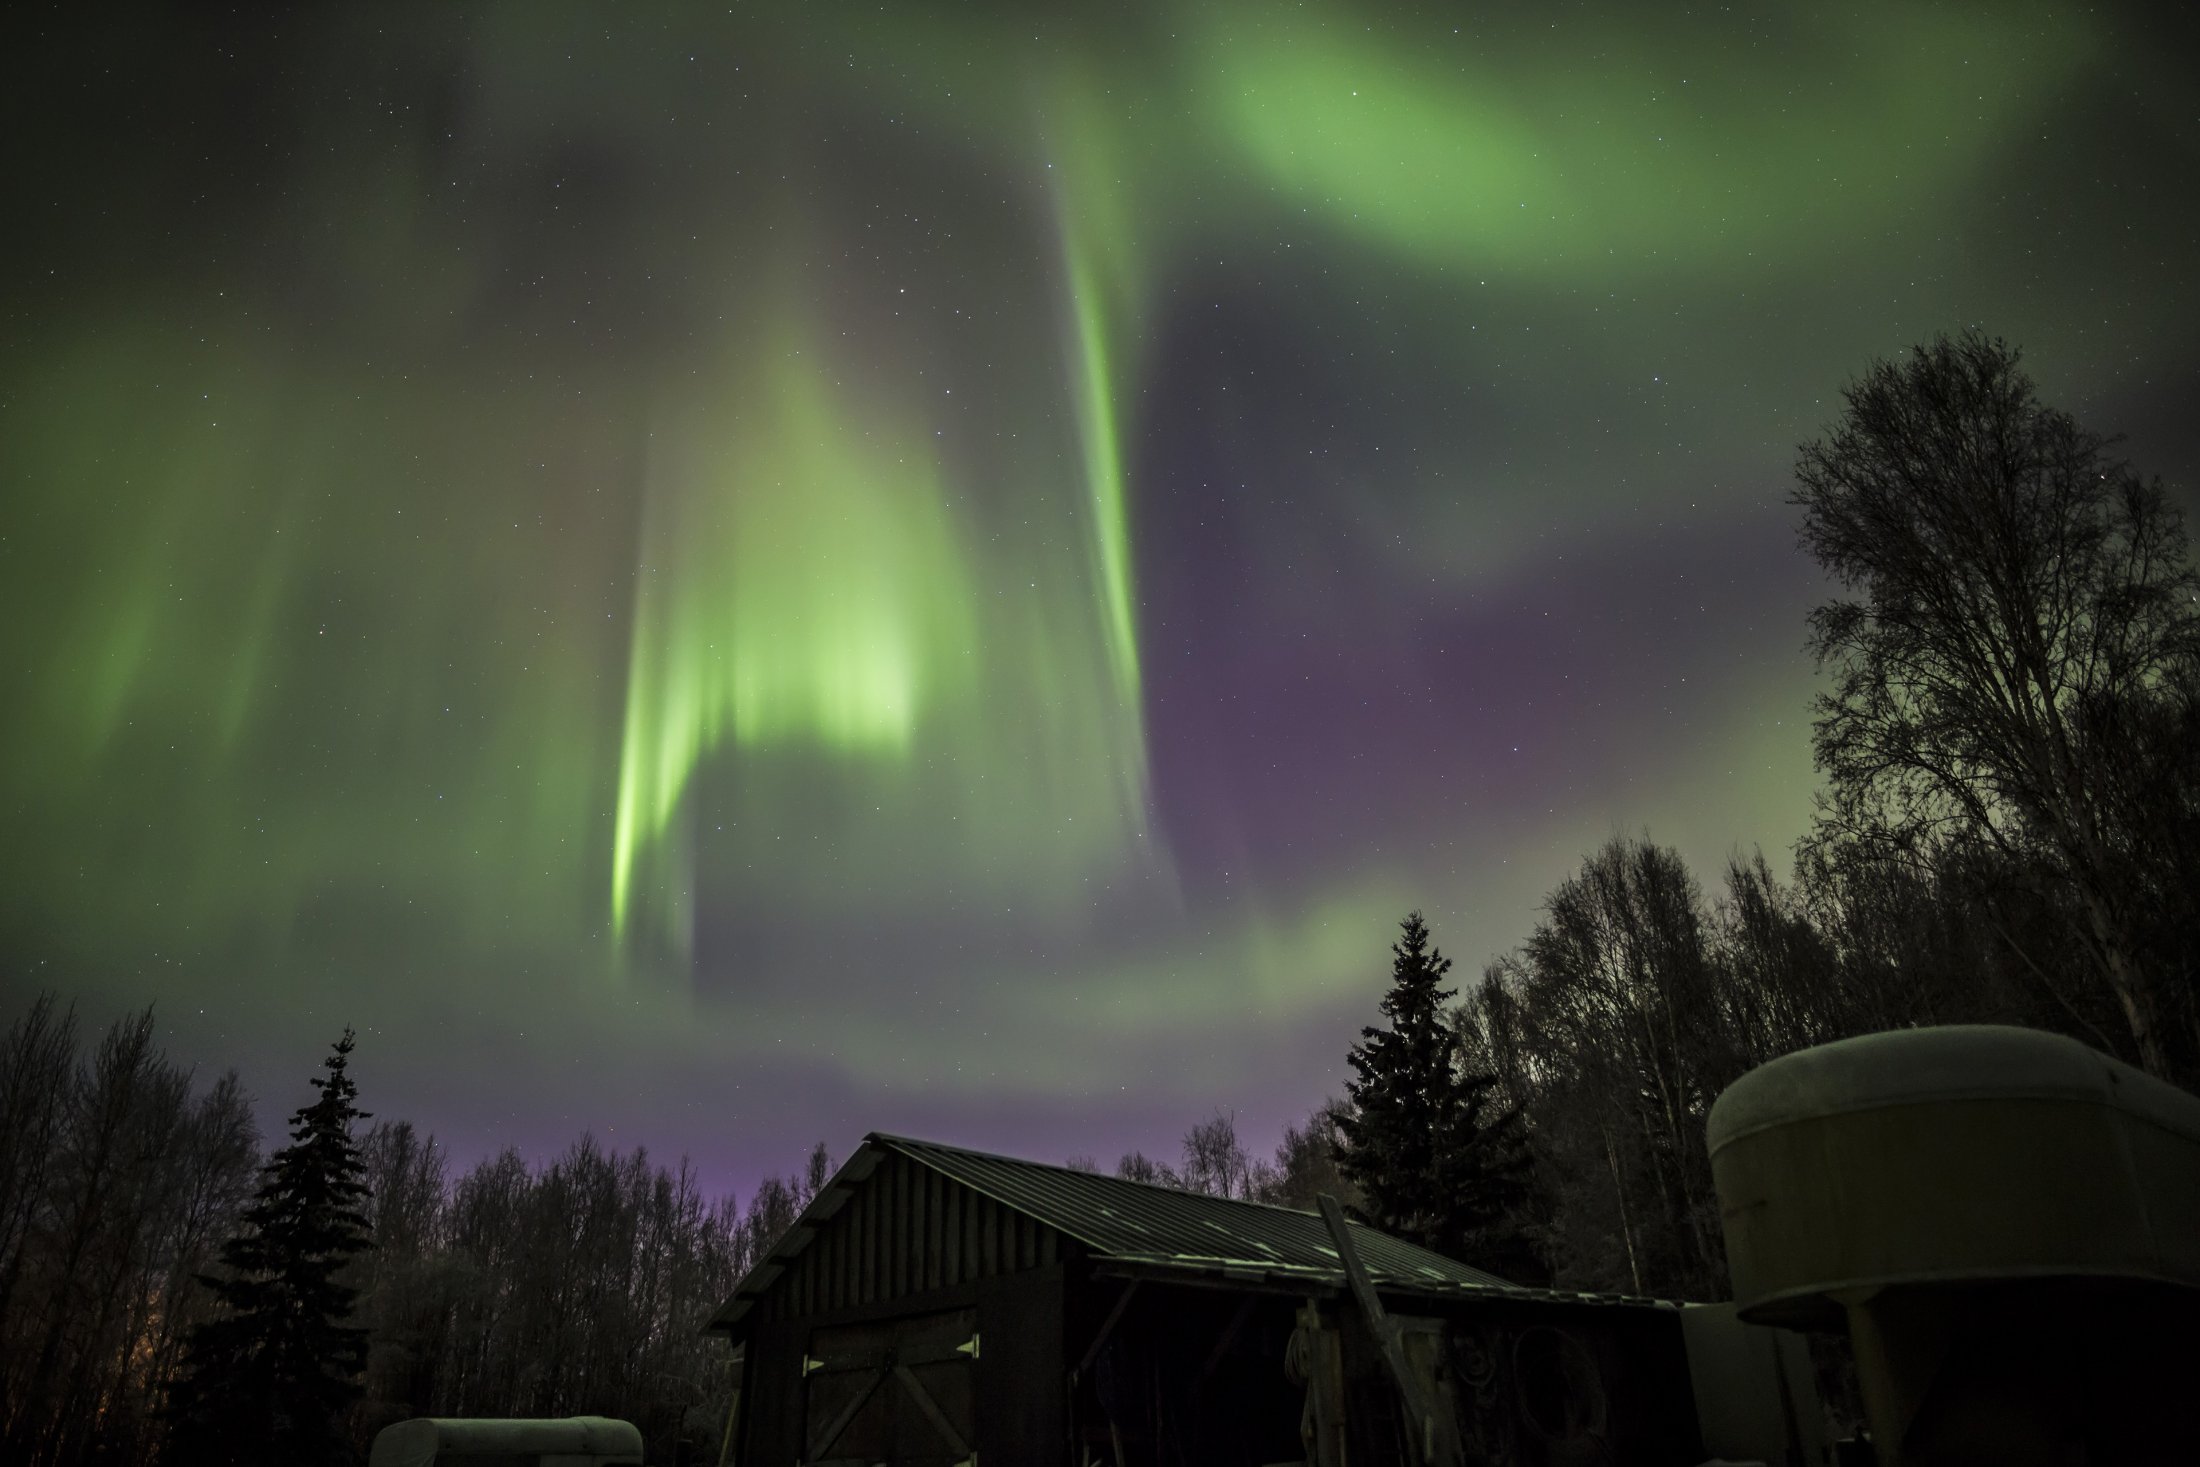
2,1,2196,1192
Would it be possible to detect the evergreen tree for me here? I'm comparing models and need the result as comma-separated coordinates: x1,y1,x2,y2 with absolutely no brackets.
1424,1060,1540,1283
165,1031,373,1466
1335,914,1456,1239
1335,914,1537,1278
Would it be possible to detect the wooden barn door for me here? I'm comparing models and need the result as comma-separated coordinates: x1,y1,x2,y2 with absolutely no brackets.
801,1308,979,1466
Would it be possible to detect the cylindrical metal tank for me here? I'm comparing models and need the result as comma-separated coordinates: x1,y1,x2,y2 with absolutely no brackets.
1707,1025,2200,1466
1707,1024,2200,1328
368,1415,645,1467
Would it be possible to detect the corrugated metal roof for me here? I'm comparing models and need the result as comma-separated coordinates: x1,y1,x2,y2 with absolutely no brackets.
709,1130,1580,1333
872,1132,1522,1295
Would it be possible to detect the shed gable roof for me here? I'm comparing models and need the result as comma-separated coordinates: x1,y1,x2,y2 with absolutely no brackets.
877,1133,1518,1293
709,1130,1537,1334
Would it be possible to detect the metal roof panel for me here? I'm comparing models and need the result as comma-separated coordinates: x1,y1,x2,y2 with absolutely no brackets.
705,1130,1621,1335
869,1132,1522,1293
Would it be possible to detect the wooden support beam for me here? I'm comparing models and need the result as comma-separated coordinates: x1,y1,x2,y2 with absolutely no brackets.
1195,1294,1260,1389
894,1363,972,1458
1071,1279,1140,1385
718,1345,745,1467
1090,1259,1339,1298
1295,1298,1345,1467
806,1367,886,1462
1316,1195,1460,1467
717,1382,741,1467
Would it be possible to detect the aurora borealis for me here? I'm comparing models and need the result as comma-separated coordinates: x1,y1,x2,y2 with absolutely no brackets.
4,2,2197,1192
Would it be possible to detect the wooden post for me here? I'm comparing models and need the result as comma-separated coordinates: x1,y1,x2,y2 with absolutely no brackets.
1070,1282,1139,1467
1294,1298,1347,1467
1070,1280,1139,1387
1317,1194,1461,1467
717,1380,741,1467
1195,1295,1260,1389
717,1345,744,1467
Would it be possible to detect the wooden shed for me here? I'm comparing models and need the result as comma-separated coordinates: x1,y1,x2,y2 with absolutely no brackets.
708,1133,1794,1466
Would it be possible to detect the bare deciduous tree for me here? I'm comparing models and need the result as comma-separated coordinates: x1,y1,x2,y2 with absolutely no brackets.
1793,330,2200,1075
1179,1111,1261,1200
0,1003,257,1467
1257,1100,1360,1212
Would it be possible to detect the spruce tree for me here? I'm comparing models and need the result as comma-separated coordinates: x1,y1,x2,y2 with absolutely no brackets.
165,1030,373,1466
1335,914,1537,1278
1336,913,1456,1240
1424,1059,1539,1282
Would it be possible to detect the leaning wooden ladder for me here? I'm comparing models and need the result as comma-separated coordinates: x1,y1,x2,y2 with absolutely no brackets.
1315,1195,1464,1467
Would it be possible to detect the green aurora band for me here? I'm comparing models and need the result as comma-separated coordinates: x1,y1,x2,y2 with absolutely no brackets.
3,0,2192,1171
611,312,986,942
601,0,2089,947
608,184,1155,946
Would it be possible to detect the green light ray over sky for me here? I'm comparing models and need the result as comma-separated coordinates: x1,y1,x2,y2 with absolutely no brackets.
1060,198,1142,715
1043,71,1153,718
1193,4,2093,276
610,238,1165,943
2,0,2193,1190
611,313,984,939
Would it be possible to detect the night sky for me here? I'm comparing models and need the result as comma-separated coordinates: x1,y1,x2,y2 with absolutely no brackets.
4,2,2197,1196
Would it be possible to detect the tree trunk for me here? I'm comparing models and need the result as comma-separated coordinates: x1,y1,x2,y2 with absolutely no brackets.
1601,1125,1643,1296
2091,905,2166,1076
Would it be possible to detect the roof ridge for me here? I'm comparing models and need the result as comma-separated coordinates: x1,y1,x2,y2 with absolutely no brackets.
866,1129,1374,1223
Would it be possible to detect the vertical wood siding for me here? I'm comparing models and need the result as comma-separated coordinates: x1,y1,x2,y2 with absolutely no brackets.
757,1151,1063,1323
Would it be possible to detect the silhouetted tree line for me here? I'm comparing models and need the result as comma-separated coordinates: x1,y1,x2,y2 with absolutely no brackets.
1092,1105,1362,1217
0,999,257,1467
1450,829,2174,1299
1446,334,2198,1300
166,1029,375,1467
1148,334,2200,1304
3,331,2192,1456
341,1126,829,1462
0,995,832,1466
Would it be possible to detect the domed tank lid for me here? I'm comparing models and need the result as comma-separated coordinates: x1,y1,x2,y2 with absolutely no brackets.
1708,1025,2200,1155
